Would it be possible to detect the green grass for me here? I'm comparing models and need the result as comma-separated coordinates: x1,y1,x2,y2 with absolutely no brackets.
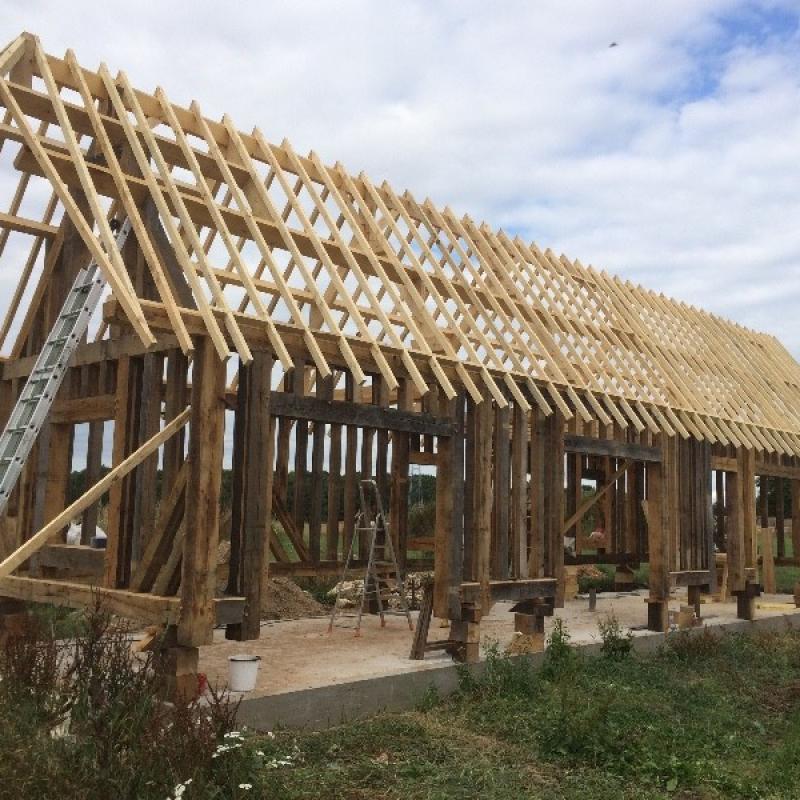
252,628,800,799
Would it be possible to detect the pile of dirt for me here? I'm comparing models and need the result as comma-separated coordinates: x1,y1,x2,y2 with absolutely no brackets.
215,541,325,620
262,578,325,620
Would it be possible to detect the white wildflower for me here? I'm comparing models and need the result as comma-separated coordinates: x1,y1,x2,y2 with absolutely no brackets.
238,784,252,791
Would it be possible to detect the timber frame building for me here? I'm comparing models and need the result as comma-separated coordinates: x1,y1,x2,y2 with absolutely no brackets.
0,31,799,680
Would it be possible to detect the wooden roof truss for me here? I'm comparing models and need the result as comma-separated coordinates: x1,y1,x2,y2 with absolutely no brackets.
2,32,800,455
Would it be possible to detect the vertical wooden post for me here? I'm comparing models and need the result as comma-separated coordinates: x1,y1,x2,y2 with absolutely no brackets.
291,359,307,551
40,423,72,533
327,381,343,562
647,436,674,631
226,360,249,597
791,479,800,563
741,449,757,578
178,337,226,648
239,349,274,641
342,372,358,560
105,356,136,587
776,477,785,559
374,377,389,508
462,396,477,581
389,378,411,570
131,351,163,564
545,410,565,605
434,390,464,621
308,375,330,566
360,381,377,562
792,479,800,605
492,403,510,579
273,373,292,506
474,398,493,614
528,408,546,579
161,350,189,492
511,402,528,578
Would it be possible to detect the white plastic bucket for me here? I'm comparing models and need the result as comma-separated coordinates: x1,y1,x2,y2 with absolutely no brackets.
228,655,261,692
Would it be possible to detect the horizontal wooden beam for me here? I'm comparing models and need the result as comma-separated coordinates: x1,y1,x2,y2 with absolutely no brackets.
269,391,455,436
564,434,661,463
0,210,58,238
38,544,104,576
459,578,558,604
711,455,739,473
268,558,435,577
1,332,179,381
0,575,244,625
564,553,640,566
669,570,712,587
52,393,115,424
754,462,800,480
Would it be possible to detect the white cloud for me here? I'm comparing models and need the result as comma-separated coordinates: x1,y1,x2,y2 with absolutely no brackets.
1,0,798,359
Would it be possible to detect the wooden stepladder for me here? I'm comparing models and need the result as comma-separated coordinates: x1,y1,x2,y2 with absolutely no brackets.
328,479,413,636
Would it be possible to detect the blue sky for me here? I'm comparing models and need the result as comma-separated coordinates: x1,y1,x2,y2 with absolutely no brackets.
1,0,799,363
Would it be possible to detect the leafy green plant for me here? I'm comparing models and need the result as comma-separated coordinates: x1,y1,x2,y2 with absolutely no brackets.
597,614,633,660
541,618,578,680
0,605,266,800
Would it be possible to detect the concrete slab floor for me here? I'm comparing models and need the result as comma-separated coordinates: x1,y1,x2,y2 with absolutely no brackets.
198,590,799,701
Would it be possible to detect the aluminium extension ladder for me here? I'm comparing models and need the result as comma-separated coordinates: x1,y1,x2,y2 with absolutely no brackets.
328,479,414,636
0,218,132,516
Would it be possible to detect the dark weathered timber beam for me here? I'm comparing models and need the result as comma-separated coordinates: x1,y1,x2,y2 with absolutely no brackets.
459,578,558,604
669,570,712,587
269,391,456,436
564,434,661,463
754,462,800,480
564,553,641,566
37,544,103,576
51,393,115,424
268,558,435,577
